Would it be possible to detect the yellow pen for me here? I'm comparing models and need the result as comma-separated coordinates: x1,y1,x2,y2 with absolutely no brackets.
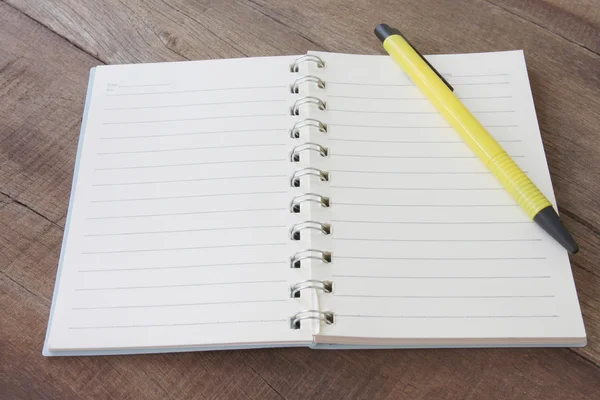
375,24,578,253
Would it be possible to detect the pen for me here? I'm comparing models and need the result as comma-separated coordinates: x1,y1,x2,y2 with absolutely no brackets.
374,23,579,253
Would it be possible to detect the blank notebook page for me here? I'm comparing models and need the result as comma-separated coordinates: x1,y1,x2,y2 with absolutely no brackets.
311,51,585,345
46,57,314,352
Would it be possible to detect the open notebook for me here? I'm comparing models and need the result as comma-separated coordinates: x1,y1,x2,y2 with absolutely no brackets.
44,50,586,356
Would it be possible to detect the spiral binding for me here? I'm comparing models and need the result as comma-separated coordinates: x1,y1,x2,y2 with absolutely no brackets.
288,54,334,330
289,193,330,213
290,54,326,73
290,280,333,298
290,167,329,187
290,142,328,162
291,96,327,115
290,118,327,139
289,249,332,269
290,76,326,94
290,221,331,241
290,310,334,330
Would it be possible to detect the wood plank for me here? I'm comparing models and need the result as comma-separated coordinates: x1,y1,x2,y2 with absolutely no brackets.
565,212,600,366
486,0,600,54
6,0,600,228
247,346,600,399
1,193,599,398
3,0,323,62
0,2,96,224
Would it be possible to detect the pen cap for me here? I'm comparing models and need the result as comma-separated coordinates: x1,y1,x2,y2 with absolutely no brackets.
375,24,402,42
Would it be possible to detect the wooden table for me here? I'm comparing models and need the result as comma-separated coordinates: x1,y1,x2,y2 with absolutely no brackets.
1,1,599,398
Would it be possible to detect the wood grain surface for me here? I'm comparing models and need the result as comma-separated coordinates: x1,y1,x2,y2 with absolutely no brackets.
1,0,599,398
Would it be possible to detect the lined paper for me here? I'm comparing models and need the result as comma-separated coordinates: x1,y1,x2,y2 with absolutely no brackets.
309,51,585,344
47,56,314,351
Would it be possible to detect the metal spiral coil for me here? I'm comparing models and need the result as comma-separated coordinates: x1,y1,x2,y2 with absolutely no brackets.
290,310,334,329
290,75,326,94
289,249,332,269
290,167,329,187
291,96,327,115
290,54,326,73
290,280,333,298
289,221,331,240
290,142,329,162
290,118,327,139
289,193,330,213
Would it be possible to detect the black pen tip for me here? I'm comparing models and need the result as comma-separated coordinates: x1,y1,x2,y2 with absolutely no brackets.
534,206,579,254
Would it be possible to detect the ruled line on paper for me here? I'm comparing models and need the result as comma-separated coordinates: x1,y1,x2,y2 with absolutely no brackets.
105,99,288,110
452,82,510,86
331,220,533,225
69,319,288,329
99,128,285,140
72,299,287,310
329,154,524,159
81,243,287,255
334,203,519,208
327,124,519,129
84,225,286,237
91,190,287,203
334,256,545,261
325,80,510,87
331,238,541,243
86,207,285,220
326,95,514,100
328,95,424,100
327,81,415,87
329,186,506,191
114,83,172,88
327,109,438,114
94,159,286,171
75,280,287,291
105,85,286,96
91,174,287,186
78,261,283,273
459,96,513,100
327,109,515,115
331,170,529,175
96,143,286,155
102,113,290,125
449,73,510,78
332,275,550,279
335,315,559,319
327,138,522,144
334,294,554,299
330,170,491,175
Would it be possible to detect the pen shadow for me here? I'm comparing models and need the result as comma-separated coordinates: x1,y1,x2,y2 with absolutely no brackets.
524,68,587,208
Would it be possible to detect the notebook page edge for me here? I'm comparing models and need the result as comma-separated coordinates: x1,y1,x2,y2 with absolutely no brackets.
44,67,98,356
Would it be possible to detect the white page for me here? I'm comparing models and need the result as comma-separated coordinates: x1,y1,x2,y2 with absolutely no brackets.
46,56,316,352
308,51,585,345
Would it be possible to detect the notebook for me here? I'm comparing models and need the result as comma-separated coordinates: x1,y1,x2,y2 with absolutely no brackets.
43,50,586,356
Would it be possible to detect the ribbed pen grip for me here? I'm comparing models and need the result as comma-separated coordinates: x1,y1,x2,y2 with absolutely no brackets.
488,152,551,219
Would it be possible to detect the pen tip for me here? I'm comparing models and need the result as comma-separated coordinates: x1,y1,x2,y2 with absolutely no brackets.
534,206,579,254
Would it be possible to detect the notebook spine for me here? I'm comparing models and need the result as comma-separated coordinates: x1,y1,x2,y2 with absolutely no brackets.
288,54,335,330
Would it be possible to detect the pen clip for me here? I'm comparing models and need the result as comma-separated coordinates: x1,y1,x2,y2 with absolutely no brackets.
381,26,454,92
